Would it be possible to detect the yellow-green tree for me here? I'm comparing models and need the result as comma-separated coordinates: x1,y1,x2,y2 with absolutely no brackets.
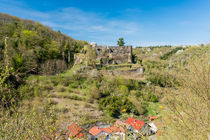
0,37,15,108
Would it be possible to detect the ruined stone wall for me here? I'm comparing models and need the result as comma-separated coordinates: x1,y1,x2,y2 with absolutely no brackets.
74,45,133,66
94,45,133,65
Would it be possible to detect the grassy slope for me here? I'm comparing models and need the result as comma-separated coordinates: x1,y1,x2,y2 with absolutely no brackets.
24,65,109,130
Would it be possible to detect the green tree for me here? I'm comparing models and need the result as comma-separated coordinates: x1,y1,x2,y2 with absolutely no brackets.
0,37,16,108
117,37,125,46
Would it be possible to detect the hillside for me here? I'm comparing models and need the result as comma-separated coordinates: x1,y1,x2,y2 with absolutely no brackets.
0,13,87,76
0,13,209,140
0,13,88,139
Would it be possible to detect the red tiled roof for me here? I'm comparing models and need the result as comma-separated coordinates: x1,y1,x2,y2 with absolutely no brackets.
110,126,121,132
66,123,83,138
118,126,126,133
102,126,121,134
148,116,158,121
115,120,129,127
102,127,112,133
89,126,102,136
115,120,130,133
76,133,84,138
126,117,145,130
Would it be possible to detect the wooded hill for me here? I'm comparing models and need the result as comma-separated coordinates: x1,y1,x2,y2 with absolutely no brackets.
0,13,87,77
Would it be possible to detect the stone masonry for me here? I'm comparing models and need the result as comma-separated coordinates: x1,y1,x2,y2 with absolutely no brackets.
74,44,133,66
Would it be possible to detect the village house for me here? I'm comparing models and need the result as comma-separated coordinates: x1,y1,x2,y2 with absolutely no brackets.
148,116,158,121
66,117,158,140
125,117,158,137
89,126,104,140
102,126,125,140
126,117,145,133
148,122,158,134
66,123,84,140
115,120,133,133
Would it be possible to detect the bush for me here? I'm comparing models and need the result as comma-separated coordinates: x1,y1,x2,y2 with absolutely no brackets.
148,94,159,102
57,85,66,92
118,85,129,96
0,106,56,139
88,83,101,100
147,71,179,87
99,96,139,118
163,55,210,139
18,84,33,100
160,47,183,60
129,96,147,115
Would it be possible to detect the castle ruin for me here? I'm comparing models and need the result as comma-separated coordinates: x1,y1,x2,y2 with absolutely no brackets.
74,44,133,66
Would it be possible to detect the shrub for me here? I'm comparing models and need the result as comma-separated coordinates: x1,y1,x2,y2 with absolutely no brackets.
99,96,139,118
147,70,179,87
57,85,66,92
163,55,210,139
0,104,56,139
118,85,129,96
160,47,183,60
18,84,33,100
148,94,159,102
88,83,101,100
129,96,147,115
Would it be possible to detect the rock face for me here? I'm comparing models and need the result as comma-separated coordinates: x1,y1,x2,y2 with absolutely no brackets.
74,44,133,66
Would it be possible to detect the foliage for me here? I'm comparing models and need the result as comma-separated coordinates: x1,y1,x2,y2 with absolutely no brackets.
160,47,183,60
0,37,17,108
99,96,139,117
0,38,56,139
0,13,86,76
162,55,210,140
117,37,125,46
0,101,56,139
147,69,179,87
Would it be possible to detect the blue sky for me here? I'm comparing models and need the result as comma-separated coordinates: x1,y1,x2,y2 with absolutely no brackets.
0,0,209,46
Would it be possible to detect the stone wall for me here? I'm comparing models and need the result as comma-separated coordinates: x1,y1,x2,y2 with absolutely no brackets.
100,67,145,79
74,45,133,66
74,44,133,66
95,46,133,65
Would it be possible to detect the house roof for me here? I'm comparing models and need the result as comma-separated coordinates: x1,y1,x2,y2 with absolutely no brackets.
66,123,83,138
115,120,130,128
102,127,112,133
126,117,145,131
110,126,121,133
148,116,158,121
89,126,102,136
76,133,84,138
114,120,131,133
102,126,121,134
